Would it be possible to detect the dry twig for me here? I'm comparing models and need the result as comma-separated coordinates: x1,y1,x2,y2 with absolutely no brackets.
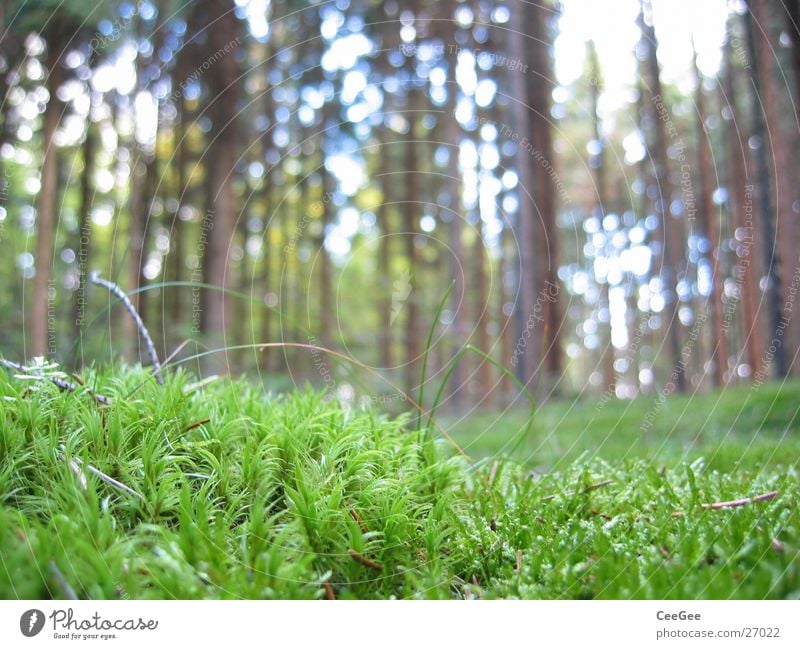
701,491,779,510
1,359,111,405
347,549,382,571
90,272,163,384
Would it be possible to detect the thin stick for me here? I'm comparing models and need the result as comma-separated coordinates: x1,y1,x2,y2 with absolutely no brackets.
184,417,211,432
349,509,369,534
71,457,144,501
541,479,613,502
347,549,382,571
323,582,336,600
90,272,162,384
59,453,88,491
701,490,779,510
584,479,613,492
1,359,111,405
487,461,500,488
48,561,79,600
162,339,192,367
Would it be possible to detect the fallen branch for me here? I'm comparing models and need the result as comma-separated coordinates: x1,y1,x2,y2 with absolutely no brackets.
1,359,111,405
90,272,162,384
701,490,779,510
347,549,382,571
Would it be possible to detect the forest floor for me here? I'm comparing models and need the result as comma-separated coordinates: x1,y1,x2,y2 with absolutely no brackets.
0,366,797,599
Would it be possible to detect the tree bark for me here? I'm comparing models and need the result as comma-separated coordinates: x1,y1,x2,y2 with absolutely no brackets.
721,31,764,380
744,1,788,378
527,0,562,389
31,30,64,358
201,1,240,373
403,90,421,394
751,0,798,375
71,90,98,366
508,0,544,394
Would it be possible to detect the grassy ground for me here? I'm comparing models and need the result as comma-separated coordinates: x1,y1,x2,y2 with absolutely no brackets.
0,366,797,599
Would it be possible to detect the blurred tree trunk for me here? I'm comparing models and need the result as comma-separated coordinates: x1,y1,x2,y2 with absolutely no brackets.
403,90,421,394
319,101,335,351
166,15,198,352
509,0,543,393
259,38,275,370
472,215,491,400
527,0,562,390
752,0,798,375
639,0,687,392
377,127,394,370
31,29,64,358
721,31,764,380
787,1,800,129
71,89,98,366
201,1,240,373
692,49,728,387
744,1,788,378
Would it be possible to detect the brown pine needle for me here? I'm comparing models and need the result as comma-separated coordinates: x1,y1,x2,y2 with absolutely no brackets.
184,417,211,432
347,549,382,571
584,479,613,492
701,490,779,510
349,508,369,534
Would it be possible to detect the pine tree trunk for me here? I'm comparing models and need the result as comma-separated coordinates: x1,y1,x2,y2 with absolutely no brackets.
752,0,798,375
71,91,97,366
201,2,240,373
528,0,562,390
721,32,764,380
744,1,788,378
403,93,421,394
31,31,64,358
509,0,543,393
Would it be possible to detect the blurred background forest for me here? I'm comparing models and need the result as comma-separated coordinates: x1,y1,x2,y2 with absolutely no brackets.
1,0,799,412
